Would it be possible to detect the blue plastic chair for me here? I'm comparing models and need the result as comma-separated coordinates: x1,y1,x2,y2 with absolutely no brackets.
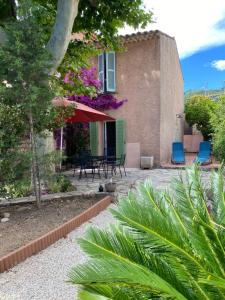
171,142,185,164
195,141,211,165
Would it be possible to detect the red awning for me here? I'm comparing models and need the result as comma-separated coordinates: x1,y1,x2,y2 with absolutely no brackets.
52,97,114,123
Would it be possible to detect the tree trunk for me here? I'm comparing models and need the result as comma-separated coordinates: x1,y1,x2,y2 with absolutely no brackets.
29,111,41,208
47,0,80,72
44,0,80,157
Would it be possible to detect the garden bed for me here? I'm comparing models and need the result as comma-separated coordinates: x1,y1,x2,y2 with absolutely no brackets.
0,195,107,259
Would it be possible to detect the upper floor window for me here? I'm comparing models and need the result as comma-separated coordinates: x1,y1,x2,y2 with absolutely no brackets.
98,51,116,93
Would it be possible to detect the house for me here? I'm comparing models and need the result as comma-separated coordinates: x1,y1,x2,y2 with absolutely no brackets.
89,30,184,168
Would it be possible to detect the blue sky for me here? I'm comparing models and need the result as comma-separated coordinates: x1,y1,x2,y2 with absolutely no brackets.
120,0,225,92
181,45,225,91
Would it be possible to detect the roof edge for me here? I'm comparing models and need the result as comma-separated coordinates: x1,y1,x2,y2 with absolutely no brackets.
120,30,175,44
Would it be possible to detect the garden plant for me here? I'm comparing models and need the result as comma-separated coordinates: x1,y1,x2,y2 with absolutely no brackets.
185,95,217,140
210,96,225,161
0,16,56,206
69,165,225,299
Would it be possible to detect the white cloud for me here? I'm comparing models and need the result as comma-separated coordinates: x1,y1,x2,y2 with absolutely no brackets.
119,0,225,59
211,60,225,71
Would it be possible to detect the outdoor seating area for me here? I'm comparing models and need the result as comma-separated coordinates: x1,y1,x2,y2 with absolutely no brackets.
161,141,219,169
170,141,215,166
72,152,126,180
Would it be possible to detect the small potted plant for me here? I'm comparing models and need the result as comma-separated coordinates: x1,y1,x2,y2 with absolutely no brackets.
105,178,116,193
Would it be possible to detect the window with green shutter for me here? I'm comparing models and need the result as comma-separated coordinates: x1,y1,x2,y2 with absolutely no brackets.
89,122,98,155
98,51,116,93
116,119,125,158
98,53,104,93
106,52,116,92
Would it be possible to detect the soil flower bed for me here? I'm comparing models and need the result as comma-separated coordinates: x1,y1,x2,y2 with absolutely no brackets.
0,195,104,258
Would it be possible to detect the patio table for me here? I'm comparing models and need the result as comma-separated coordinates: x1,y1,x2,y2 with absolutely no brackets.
73,154,126,179
73,154,105,180
90,156,107,179
103,156,119,178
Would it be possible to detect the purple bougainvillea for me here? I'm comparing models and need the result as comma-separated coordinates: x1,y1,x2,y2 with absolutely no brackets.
78,67,102,89
64,70,74,85
68,94,127,111
63,66,127,111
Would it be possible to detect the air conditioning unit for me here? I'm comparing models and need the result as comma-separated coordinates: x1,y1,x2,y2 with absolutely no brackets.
140,156,154,169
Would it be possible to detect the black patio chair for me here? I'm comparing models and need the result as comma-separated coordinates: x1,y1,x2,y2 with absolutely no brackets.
103,156,117,178
72,153,81,177
73,151,91,179
84,156,102,180
104,154,126,178
114,154,126,178
119,154,127,177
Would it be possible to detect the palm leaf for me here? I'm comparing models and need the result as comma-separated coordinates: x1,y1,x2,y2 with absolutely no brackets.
171,167,225,275
69,258,189,300
76,226,196,299
79,283,158,300
111,196,209,276
78,289,110,300
69,165,225,299
210,166,225,226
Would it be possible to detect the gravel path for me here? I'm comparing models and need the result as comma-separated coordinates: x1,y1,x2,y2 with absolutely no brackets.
0,205,115,300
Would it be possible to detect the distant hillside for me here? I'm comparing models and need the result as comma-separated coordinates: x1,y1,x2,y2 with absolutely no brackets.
185,89,225,101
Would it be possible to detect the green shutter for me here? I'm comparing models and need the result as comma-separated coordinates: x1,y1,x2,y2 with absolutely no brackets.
90,122,98,155
106,51,116,92
116,119,125,157
98,53,104,92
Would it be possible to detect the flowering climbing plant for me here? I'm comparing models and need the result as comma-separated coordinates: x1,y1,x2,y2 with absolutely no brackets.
63,66,127,111
55,66,127,156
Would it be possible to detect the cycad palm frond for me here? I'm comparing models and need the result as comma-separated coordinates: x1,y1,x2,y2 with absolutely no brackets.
69,165,225,299
211,166,225,226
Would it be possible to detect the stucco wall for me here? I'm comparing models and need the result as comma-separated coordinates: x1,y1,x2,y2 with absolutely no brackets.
93,32,184,167
159,34,184,163
104,37,161,166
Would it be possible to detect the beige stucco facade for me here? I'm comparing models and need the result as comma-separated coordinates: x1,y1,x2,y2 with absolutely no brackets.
95,30,184,167
159,33,184,163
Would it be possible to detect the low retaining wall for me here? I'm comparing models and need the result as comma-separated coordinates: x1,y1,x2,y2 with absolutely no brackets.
0,191,110,206
0,196,112,273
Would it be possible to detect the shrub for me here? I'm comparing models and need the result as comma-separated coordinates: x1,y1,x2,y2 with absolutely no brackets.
48,174,75,193
69,165,225,299
185,95,217,140
210,96,225,161
0,179,31,199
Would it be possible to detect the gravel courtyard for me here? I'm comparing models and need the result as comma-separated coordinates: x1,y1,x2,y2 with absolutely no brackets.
0,168,211,300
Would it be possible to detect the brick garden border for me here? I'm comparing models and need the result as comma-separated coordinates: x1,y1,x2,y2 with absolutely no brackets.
0,196,112,273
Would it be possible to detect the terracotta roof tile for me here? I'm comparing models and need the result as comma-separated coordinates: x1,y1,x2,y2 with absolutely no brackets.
120,30,174,43
71,32,97,42
71,30,174,45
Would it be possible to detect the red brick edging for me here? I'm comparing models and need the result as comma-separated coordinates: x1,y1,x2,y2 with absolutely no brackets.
0,196,112,273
